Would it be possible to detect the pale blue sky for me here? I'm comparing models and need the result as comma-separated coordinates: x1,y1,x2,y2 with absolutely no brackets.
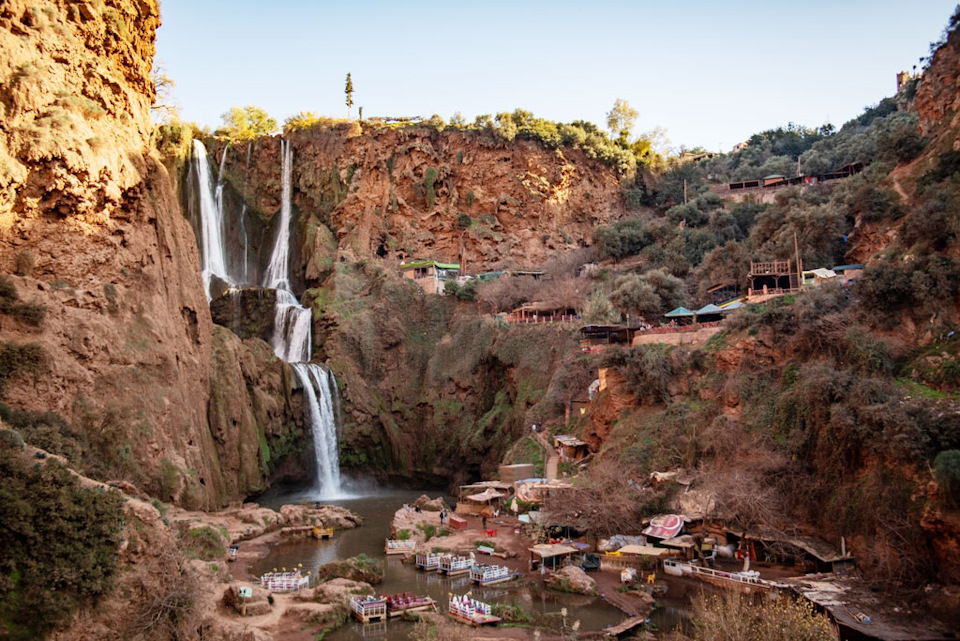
156,1,957,151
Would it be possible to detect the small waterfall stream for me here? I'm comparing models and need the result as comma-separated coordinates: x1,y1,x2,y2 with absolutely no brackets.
193,139,233,299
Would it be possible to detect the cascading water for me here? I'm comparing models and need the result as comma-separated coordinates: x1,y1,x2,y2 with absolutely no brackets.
260,141,343,499
193,139,233,299
263,140,294,291
238,142,253,284
291,364,341,497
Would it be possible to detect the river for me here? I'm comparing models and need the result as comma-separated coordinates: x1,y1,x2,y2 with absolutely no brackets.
251,481,687,639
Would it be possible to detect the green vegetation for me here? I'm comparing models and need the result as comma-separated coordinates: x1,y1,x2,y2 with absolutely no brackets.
179,525,227,561
345,72,354,119
415,522,448,540
0,341,47,396
0,447,124,639
217,105,278,140
0,407,85,465
934,450,960,507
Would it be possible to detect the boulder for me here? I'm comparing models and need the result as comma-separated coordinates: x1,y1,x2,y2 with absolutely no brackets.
545,565,596,596
309,578,374,605
279,504,363,529
412,495,445,512
315,555,384,584
222,584,272,616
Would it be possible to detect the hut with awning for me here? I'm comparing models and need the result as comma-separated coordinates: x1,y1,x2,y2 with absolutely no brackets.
457,481,512,515
664,307,695,325
693,303,724,323
529,543,579,571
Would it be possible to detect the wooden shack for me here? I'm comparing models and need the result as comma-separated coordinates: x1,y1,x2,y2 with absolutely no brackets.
553,435,589,462
529,543,578,571
499,464,534,484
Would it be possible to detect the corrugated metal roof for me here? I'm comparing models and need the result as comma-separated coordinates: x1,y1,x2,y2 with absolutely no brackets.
399,260,460,270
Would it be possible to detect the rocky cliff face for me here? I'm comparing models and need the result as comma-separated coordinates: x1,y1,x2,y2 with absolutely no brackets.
0,0,295,508
916,24,960,137
207,124,625,274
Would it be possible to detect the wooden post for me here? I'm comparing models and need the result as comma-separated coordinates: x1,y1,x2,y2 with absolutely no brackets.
683,179,688,204
793,231,802,289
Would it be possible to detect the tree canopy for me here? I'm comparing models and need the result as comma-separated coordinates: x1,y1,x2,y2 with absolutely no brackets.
218,105,278,140
607,98,638,142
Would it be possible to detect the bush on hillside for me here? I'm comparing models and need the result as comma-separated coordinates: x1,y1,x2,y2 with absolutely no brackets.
0,448,124,638
603,344,678,405
0,341,47,395
592,219,653,261
934,450,960,507
1,408,86,465
609,268,686,321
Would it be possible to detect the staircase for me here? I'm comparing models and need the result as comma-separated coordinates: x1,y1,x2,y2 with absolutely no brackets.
533,431,559,481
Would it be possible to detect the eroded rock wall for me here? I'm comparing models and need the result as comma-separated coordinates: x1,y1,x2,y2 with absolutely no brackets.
0,0,287,507
208,124,626,274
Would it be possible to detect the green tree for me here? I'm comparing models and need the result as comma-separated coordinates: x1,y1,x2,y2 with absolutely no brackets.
345,72,354,119
609,268,686,320
219,105,278,140
606,98,638,142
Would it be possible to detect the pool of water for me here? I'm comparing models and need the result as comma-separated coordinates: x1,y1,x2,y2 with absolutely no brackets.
248,482,630,640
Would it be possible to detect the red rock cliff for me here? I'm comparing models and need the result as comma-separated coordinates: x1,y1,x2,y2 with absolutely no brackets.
0,0,285,507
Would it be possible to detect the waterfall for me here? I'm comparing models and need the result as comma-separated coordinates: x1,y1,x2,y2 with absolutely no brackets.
263,139,294,291
259,141,343,498
238,142,253,284
271,289,312,363
193,139,233,299
291,364,341,498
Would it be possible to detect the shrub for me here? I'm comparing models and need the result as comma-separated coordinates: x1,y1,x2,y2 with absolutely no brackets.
0,448,124,638
0,341,47,394
603,344,677,404
690,592,838,641
592,219,652,261
180,525,226,561
934,450,960,507
2,408,85,465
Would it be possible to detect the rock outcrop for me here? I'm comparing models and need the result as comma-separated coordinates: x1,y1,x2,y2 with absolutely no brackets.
916,23,960,136
208,124,626,274
545,565,597,595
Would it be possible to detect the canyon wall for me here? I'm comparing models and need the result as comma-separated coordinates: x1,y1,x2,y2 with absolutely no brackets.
0,0,298,508
206,123,626,275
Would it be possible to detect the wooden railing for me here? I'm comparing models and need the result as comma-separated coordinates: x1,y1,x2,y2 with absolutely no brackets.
663,559,785,589
750,261,791,275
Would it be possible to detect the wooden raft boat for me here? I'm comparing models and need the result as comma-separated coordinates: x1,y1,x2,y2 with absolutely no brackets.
385,592,437,617
415,551,440,571
438,554,474,576
448,595,500,627
469,563,519,586
385,538,417,555
350,596,387,623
